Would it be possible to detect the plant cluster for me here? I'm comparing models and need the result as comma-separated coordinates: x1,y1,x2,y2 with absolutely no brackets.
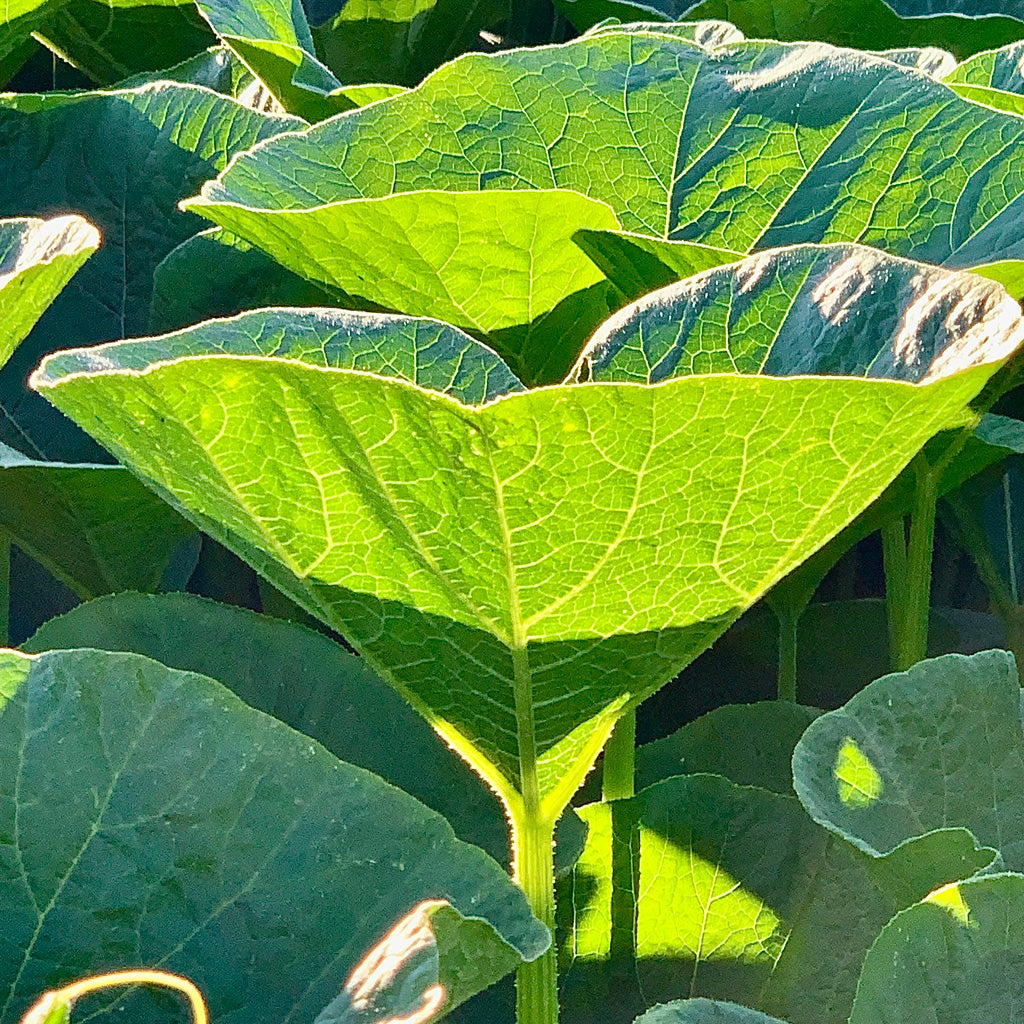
7,0,1024,1023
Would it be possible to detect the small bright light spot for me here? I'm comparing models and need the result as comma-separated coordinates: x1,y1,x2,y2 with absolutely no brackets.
834,737,883,807
925,881,973,928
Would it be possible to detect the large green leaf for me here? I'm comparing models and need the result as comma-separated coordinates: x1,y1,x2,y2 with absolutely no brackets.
23,591,513,863
193,0,346,119
850,873,1024,1024
0,83,298,461
0,646,547,1023
635,1002,789,1024
193,31,1024,331
0,215,98,372
562,774,991,1024
574,244,1022,385
0,444,194,599
150,228,335,332
793,649,1024,868
553,3,1024,58
184,188,622,384
32,293,1014,822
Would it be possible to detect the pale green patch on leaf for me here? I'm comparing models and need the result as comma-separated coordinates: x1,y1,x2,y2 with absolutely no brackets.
0,215,98,373
183,188,621,385
563,773,991,1024
834,738,884,808
794,649,1024,867
924,880,973,926
851,873,1024,1023
0,646,547,1023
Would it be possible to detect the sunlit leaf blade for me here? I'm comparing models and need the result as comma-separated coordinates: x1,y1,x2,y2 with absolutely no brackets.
38,0,214,84
330,82,407,106
575,244,1024,385
794,649,1024,868
116,46,260,100
635,701,819,794
308,0,510,88
583,18,744,45
193,0,346,119
0,646,548,1023
197,32,1024,292
33,314,1013,818
0,216,98,372
151,229,335,332
634,1001,789,1024
946,39,1024,91
0,445,193,599
873,46,956,75
183,189,621,384
0,83,298,461
0,0,63,76
562,775,991,1024
850,873,1024,1024
552,0,1024,57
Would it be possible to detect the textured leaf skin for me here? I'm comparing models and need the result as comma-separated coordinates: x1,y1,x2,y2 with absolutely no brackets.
0,647,548,1024
0,216,98,372
576,243,1024,385
554,0,1024,57
34,331,1002,816
851,873,1024,1024
0,83,298,461
564,775,990,1024
794,649,1024,868
635,999,789,1023
150,229,336,333
199,32,1024,268
0,445,194,599
184,189,622,385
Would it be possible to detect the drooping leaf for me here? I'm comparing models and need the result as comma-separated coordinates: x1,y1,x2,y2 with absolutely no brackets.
850,873,1024,1024
184,188,622,384
634,1001,789,1024
0,646,548,1023
0,444,193,599
635,701,820,795
33,290,1017,823
574,244,1022,386
550,0,1024,58
793,649,1024,868
0,215,98,371
0,83,298,461
150,229,336,333
194,31,1024,331
562,774,991,1024
193,0,347,119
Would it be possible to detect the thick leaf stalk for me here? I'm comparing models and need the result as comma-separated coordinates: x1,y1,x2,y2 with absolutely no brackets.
513,812,558,1024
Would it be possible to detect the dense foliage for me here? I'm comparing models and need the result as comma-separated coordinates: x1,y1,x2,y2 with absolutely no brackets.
8,1,1024,1023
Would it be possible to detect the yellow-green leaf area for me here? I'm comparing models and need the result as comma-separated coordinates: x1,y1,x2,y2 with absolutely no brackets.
834,738,883,808
925,881,972,927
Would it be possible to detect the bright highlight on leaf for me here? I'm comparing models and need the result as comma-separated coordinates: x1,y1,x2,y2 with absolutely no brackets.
924,881,973,927
834,739,884,808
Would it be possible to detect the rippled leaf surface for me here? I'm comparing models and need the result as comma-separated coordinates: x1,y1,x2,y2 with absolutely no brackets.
0,646,547,1023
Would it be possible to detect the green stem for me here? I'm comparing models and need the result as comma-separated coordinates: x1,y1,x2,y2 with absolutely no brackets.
891,460,938,672
775,603,800,702
0,531,10,648
602,709,636,802
513,811,558,1024
882,517,908,672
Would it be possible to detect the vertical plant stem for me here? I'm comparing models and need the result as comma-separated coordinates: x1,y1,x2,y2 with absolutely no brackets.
891,461,938,672
602,709,636,802
776,603,800,702
0,530,11,648
513,810,558,1024
882,517,908,672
